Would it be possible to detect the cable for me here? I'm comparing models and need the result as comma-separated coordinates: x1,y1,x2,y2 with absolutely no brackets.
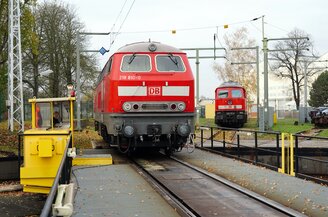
111,0,136,46
215,26,224,49
120,17,256,34
110,0,129,33
249,22,262,34
265,22,289,33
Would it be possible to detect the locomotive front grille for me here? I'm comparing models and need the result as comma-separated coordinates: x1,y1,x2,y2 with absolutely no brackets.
142,103,168,110
122,101,186,112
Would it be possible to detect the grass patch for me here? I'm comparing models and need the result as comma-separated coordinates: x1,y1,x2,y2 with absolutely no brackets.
198,118,216,127
74,124,102,149
243,118,258,129
272,119,313,133
318,129,328,137
197,117,314,134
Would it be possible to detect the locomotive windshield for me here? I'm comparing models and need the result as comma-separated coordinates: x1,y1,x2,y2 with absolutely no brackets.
217,89,243,98
231,89,243,98
156,54,185,72
218,90,229,98
121,54,151,72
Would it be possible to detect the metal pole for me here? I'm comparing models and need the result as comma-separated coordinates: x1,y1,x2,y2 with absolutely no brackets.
262,16,265,39
263,38,269,130
196,49,200,125
256,46,260,127
76,34,81,131
303,61,308,123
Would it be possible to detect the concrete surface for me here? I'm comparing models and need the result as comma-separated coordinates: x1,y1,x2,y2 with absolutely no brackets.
72,164,181,217
174,148,328,217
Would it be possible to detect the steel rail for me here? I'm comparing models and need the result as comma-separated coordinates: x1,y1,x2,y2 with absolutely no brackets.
130,158,199,217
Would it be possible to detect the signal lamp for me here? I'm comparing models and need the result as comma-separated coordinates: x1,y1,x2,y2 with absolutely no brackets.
170,103,177,110
123,102,132,111
148,43,157,52
177,102,186,111
133,104,139,110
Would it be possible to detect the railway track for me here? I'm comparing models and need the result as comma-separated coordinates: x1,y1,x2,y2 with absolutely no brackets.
131,153,305,217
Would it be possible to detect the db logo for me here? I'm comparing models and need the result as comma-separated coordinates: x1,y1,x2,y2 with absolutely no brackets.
148,87,161,96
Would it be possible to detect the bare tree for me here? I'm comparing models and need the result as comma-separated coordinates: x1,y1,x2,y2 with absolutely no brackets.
270,28,314,110
213,27,257,100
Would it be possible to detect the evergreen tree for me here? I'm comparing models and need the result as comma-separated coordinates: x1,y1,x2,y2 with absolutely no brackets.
309,71,328,107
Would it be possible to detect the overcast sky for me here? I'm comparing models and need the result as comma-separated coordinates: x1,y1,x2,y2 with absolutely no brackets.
63,0,328,98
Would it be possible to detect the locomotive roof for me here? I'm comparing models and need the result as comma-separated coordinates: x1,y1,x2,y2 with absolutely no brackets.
218,81,243,88
116,42,184,53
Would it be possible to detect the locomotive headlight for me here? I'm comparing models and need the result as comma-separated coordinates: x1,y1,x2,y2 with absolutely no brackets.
123,102,132,111
177,124,191,137
177,102,186,111
123,125,135,137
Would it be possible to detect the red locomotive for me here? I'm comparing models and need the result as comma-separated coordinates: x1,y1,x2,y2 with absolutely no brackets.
215,81,247,127
94,42,195,154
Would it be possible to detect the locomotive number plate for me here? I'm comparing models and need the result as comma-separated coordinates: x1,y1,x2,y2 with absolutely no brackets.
148,87,161,96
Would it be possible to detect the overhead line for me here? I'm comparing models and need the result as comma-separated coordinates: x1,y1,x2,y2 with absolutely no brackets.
111,0,136,46
110,0,129,33
120,17,259,34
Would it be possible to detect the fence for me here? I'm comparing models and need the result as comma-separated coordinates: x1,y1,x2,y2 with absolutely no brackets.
198,126,328,185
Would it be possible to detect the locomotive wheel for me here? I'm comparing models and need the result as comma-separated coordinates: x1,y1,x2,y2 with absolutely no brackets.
165,147,173,156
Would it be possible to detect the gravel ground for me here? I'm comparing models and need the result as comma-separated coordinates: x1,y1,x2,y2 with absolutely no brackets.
0,189,46,217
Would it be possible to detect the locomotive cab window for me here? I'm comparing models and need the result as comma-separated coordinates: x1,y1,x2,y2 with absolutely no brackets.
156,54,185,72
231,89,243,98
121,54,151,72
218,90,229,98
34,101,71,129
35,103,51,128
53,101,71,128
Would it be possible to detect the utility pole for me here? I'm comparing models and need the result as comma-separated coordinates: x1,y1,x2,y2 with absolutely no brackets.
263,37,269,130
262,36,309,130
7,0,24,132
181,47,226,125
231,46,260,126
76,32,110,130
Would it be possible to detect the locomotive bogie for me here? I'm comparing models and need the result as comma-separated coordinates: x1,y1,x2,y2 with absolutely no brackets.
215,111,247,127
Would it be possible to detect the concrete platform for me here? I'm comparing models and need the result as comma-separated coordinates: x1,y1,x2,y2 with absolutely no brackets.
71,164,180,217
174,148,328,217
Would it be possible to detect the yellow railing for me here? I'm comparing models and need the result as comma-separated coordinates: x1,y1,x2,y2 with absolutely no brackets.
278,133,295,176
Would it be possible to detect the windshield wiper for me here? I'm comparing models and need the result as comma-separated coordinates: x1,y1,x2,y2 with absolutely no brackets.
128,53,136,64
168,53,178,66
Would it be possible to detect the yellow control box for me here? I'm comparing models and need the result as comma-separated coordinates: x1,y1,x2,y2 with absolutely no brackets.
20,97,75,194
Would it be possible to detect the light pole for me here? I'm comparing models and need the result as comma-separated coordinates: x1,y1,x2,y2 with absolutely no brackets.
76,32,110,131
